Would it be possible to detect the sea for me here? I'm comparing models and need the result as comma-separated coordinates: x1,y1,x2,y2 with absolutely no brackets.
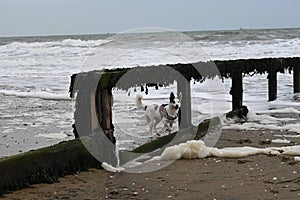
1,28,300,158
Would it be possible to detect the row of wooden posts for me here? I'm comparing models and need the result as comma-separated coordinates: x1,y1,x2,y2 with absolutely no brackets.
70,57,300,142
232,61,300,110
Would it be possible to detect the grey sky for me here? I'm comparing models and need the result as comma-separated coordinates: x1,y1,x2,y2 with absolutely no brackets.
0,0,299,36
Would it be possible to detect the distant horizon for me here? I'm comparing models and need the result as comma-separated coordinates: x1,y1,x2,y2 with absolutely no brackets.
1,26,300,39
2,0,299,38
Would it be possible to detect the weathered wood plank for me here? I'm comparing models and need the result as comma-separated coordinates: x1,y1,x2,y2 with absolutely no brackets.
294,65,300,93
177,77,192,129
231,69,243,110
268,70,277,101
0,139,100,196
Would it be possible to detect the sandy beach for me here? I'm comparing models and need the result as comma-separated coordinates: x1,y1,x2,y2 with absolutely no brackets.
2,129,300,200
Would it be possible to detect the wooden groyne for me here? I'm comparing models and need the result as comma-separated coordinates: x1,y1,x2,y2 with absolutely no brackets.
0,107,246,196
0,121,210,196
69,57,300,142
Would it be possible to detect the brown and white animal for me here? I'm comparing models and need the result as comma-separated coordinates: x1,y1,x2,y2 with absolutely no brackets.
135,92,181,137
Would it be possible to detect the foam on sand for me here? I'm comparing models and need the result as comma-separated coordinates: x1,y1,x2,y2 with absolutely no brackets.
153,140,268,160
224,109,300,133
154,140,300,160
101,162,125,173
103,140,300,172
271,139,291,144
35,132,69,139
294,156,300,162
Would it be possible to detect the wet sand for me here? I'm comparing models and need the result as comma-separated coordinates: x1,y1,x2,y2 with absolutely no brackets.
0,94,74,158
3,129,300,200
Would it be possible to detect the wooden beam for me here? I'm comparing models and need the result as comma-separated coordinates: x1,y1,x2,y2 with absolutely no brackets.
103,89,113,130
268,70,277,101
177,78,192,129
0,139,100,196
231,70,243,110
96,88,115,144
294,65,300,93
91,92,99,132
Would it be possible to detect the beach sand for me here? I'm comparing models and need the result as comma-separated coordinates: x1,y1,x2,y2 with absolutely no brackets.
3,129,300,200
0,94,74,158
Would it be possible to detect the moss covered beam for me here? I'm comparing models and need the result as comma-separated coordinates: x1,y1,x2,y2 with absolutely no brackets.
0,139,100,196
69,57,300,94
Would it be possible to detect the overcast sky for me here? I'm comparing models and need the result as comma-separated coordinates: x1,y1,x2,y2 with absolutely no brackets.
0,0,299,37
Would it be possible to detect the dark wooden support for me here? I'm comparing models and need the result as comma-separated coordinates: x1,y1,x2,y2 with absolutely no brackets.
177,78,192,129
102,89,113,130
231,70,243,110
91,87,117,167
96,88,115,144
0,139,101,196
91,92,98,132
268,70,277,101
294,65,300,93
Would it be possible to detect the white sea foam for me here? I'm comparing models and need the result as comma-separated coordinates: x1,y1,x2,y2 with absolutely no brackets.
294,156,300,161
0,90,70,100
224,121,300,133
103,140,300,172
1,38,111,50
153,140,300,160
274,134,300,138
101,162,125,173
272,139,291,144
36,132,69,139
223,108,300,133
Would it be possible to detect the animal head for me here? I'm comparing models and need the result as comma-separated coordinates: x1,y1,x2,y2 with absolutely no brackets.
169,92,181,110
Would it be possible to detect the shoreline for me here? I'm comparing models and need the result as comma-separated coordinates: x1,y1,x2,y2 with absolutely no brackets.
3,129,300,199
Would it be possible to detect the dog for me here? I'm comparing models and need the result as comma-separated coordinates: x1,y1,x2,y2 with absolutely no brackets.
135,92,182,137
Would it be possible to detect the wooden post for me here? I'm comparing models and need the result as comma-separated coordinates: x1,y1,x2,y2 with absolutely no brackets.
177,78,192,129
91,92,99,132
92,87,117,166
96,88,115,144
268,70,277,101
103,89,113,130
231,70,243,111
294,66,300,93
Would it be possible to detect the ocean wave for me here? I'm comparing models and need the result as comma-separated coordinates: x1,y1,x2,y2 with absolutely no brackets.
58,39,113,48
1,38,112,49
194,29,300,43
0,90,71,100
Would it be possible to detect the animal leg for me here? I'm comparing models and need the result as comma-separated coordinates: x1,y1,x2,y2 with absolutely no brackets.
153,119,161,136
149,119,156,137
168,122,174,133
164,122,172,132
145,115,151,124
